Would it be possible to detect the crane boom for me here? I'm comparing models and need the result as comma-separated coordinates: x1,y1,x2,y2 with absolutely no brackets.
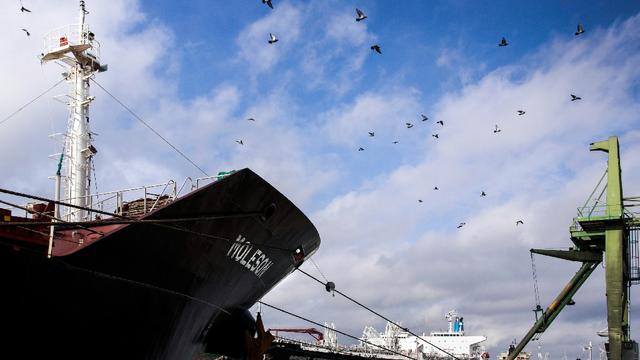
267,328,325,343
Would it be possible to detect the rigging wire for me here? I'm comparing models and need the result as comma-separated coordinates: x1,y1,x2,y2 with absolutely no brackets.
0,198,102,236
309,258,329,283
0,75,475,354
5,196,450,360
90,78,209,177
0,238,231,315
295,267,461,360
0,186,293,252
0,187,119,222
0,78,66,128
53,257,231,315
0,213,266,228
0,187,444,358
258,301,418,360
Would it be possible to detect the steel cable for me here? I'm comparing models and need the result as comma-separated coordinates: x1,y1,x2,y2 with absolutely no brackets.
0,78,66,127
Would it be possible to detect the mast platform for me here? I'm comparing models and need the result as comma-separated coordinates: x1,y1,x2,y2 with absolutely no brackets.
40,23,105,72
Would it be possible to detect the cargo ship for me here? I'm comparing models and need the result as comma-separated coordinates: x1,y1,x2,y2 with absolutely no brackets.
0,2,320,359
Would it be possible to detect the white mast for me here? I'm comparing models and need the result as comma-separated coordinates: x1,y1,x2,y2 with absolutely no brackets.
41,1,106,222
67,0,92,222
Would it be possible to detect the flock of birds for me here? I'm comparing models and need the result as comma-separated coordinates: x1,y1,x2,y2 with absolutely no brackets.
251,1,590,229
14,0,587,230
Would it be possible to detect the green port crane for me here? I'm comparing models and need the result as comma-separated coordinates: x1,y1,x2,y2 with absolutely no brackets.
507,136,640,360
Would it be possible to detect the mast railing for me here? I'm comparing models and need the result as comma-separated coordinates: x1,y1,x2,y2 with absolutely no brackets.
576,204,619,220
42,24,101,62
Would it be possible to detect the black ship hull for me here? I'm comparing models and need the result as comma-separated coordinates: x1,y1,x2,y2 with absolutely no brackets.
0,169,320,359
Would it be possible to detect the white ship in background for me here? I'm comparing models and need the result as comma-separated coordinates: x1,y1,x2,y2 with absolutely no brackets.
360,310,489,359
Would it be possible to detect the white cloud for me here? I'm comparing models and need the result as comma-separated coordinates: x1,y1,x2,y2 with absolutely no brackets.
2,2,640,358
263,12,640,357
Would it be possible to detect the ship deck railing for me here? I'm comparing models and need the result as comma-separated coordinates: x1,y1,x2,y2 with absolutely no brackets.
60,172,233,221
274,337,409,359
0,172,235,223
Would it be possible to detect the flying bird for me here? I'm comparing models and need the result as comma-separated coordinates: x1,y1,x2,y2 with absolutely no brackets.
516,220,524,226
421,114,429,121
370,45,381,54
20,5,31,12
21,28,30,36
499,37,508,47
481,191,487,197
268,33,278,44
418,199,423,203
432,134,439,139
392,140,399,144
236,140,244,145
433,186,439,190
575,24,585,36
368,131,375,137
247,117,255,121
262,0,273,9
493,125,501,133
358,147,365,151
436,120,444,126
570,94,582,101
457,222,466,229
517,110,525,115
406,122,414,129
355,8,367,22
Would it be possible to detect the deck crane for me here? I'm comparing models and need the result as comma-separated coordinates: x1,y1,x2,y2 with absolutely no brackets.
507,136,639,360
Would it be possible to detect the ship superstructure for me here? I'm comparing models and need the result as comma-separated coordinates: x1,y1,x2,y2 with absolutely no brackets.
360,310,488,360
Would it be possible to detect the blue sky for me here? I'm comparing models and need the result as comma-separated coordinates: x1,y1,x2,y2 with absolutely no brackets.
138,1,639,99
1,0,640,358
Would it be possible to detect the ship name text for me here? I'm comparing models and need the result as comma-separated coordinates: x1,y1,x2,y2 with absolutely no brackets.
226,235,273,278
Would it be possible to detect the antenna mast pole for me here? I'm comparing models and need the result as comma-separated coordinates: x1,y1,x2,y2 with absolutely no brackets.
41,0,105,223
65,0,91,222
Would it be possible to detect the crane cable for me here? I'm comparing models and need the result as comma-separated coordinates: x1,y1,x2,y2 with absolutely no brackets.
530,252,543,342
531,252,542,311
